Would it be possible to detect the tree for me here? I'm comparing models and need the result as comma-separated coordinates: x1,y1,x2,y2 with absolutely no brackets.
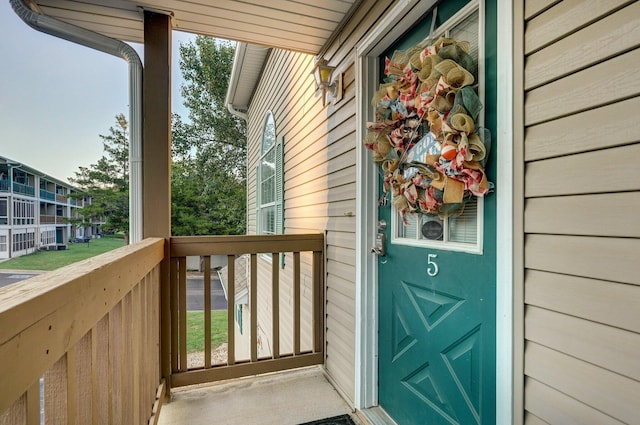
69,114,129,242
171,36,247,236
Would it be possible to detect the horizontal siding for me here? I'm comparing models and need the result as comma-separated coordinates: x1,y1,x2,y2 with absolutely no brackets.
525,306,640,380
524,192,640,237
524,378,624,425
525,2,640,89
525,234,640,284
524,96,640,161
524,0,633,54
525,143,640,198
525,47,640,126
524,342,640,423
520,1,640,423
523,411,550,425
525,270,640,333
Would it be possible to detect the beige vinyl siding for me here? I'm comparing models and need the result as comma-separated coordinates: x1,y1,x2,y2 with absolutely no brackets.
244,0,394,404
518,1,640,423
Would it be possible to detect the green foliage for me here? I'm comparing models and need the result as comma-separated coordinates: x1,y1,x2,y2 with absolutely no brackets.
171,36,247,236
0,238,125,271
69,114,130,241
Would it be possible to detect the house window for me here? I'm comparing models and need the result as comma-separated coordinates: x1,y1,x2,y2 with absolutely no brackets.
257,112,283,237
0,198,7,225
391,7,484,254
0,236,7,253
12,230,35,252
12,199,35,225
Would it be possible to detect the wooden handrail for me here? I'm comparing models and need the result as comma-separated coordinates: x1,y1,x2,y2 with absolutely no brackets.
168,233,326,388
0,238,165,422
170,234,324,256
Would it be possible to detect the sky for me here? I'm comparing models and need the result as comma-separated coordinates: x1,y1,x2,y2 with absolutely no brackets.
0,2,195,183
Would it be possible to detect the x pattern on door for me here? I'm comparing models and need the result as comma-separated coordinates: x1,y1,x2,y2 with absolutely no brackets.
387,278,483,424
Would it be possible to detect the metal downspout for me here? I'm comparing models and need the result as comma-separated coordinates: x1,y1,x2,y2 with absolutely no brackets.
10,0,144,243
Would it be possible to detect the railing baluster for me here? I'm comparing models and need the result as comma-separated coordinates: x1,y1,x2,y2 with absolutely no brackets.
169,258,179,373
45,354,68,423
178,257,187,372
0,393,26,424
109,303,123,421
204,256,212,368
122,293,133,423
67,344,77,424
250,254,258,362
272,253,280,359
74,333,92,424
227,255,236,365
132,285,142,423
293,252,301,356
92,317,109,423
313,250,324,354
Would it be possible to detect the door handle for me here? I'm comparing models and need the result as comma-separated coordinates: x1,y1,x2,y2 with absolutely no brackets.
371,232,386,256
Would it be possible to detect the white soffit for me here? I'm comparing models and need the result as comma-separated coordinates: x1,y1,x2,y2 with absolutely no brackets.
31,0,360,54
226,43,270,112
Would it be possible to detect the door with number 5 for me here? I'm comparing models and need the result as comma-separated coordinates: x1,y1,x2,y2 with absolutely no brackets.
375,1,497,424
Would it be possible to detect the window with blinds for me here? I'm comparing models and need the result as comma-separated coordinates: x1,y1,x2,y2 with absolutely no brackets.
392,7,484,254
257,112,283,239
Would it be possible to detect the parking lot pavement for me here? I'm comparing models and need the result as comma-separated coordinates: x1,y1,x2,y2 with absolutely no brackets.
187,273,227,311
0,271,40,289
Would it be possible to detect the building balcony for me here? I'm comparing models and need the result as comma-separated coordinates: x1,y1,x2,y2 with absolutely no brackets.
39,214,56,224
39,214,67,225
12,182,35,197
0,234,332,425
0,179,8,192
39,189,56,201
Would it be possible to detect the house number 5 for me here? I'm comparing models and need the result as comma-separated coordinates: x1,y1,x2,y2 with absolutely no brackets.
427,253,439,277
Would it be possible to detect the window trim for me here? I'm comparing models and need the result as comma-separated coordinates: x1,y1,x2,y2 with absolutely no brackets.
256,112,284,260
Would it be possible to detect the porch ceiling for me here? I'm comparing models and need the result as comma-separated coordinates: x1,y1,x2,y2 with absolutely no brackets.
29,0,361,54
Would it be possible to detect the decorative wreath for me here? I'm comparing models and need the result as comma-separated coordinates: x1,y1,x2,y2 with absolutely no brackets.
365,37,493,221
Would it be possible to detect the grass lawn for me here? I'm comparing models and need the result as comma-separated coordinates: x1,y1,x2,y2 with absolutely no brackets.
186,310,228,354
0,237,126,271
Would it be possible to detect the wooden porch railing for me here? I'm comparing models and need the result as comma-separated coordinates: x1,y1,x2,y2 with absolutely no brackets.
0,238,165,425
168,234,325,388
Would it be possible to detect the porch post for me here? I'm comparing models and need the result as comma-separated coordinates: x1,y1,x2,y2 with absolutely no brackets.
143,11,172,397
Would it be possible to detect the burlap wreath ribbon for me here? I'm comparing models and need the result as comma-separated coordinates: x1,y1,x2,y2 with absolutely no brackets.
365,37,493,220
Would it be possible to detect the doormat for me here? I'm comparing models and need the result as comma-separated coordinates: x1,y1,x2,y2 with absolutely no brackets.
298,415,356,425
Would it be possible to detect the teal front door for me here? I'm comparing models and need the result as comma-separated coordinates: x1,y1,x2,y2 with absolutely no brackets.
375,2,497,424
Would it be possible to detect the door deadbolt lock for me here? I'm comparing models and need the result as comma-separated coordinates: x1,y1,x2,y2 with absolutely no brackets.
371,232,386,256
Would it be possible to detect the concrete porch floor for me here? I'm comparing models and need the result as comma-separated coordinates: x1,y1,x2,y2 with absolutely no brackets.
157,366,362,425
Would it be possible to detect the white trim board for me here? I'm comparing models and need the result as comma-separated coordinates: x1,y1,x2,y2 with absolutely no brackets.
495,0,514,423
354,1,514,424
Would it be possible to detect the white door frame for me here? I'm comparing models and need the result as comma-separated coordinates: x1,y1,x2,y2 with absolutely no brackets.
354,0,514,423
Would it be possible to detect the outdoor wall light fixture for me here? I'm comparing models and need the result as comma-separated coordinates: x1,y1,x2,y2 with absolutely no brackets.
312,58,343,106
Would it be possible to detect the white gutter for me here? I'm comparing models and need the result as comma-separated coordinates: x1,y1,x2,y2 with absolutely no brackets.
227,103,247,121
10,0,144,243
225,42,249,121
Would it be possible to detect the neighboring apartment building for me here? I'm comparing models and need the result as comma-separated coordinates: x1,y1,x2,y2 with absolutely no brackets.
0,155,94,259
